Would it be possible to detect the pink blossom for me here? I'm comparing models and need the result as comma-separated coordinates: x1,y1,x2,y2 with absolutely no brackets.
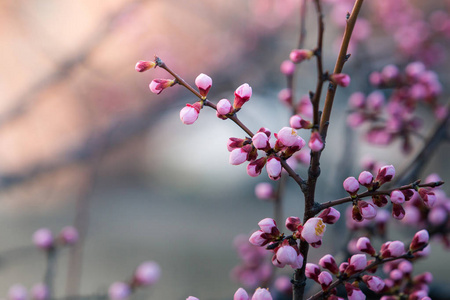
258,218,278,234
345,283,366,300
234,83,252,110
348,254,367,273
362,275,385,293
318,207,340,224
319,254,338,274
251,288,272,300
195,73,212,97
33,228,53,250
343,177,360,194
266,157,282,181
358,171,373,187
318,271,333,289
289,49,314,63
149,78,175,94
285,216,301,232
380,241,405,258
180,103,201,125
331,73,351,87
305,263,320,282
108,282,130,300
289,115,303,129
309,132,324,152
252,132,269,150
229,148,249,165
8,284,27,300
358,201,377,220
276,245,297,265
276,127,298,147
410,229,429,251
60,226,79,245
134,261,161,286
135,60,156,72
217,99,232,115
301,217,326,245
234,288,249,300
375,165,395,185
390,190,405,204
356,237,376,256
247,157,267,177
280,60,295,75
31,283,48,300
249,230,268,247
254,183,273,200
290,253,304,269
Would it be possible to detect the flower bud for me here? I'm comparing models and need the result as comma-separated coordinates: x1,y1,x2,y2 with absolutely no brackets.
233,83,252,110
187,297,200,300
234,288,249,300
108,282,130,300
398,260,413,275
318,271,333,289
391,203,405,220
358,201,377,220
33,228,54,250
347,254,367,275
290,253,304,269
266,156,282,181
31,283,48,300
319,254,338,274
362,275,385,293
305,263,320,282
247,157,267,177
195,73,212,97
301,218,326,245
252,287,272,300
289,49,314,63
135,60,156,72
413,272,433,285
358,171,373,187
227,137,245,152
230,148,250,165
9,284,27,300
356,237,376,256
343,177,360,194
149,78,175,94
134,261,161,286
418,188,436,208
348,92,365,109
258,218,279,235
372,195,388,207
375,165,395,185
345,283,365,300
318,208,340,224
276,127,299,147
410,229,429,251
249,230,269,247
255,183,273,200
330,73,351,87
280,60,295,75
59,226,79,245
309,132,324,152
278,88,293,106
252,132,270,150
380,241,405,258
217,99,232,115
276,245,297,265
180,102,201,125
390,190,405,204
285,216,301,232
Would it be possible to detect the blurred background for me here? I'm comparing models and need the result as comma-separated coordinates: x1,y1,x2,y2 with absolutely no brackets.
0,0,449,299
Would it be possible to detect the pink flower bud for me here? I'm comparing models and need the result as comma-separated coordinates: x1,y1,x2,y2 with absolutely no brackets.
418,188,436,208
135,60,156,72
372,195,388,207
258,218,278,234
375,165,395,185
305,263,320,282
331,73,351,87
60,226,79,245
380,241,405,258
134,261,161,286
9,284,27,300
390,190,405,204
234,83,252,110
318,271,333,289
227,137,245,152
31,283,48,300
108,282,130,300
180,102,201,125
318,208,340,224
339,262,349,274
413,272,433,285
276,127,298,147
389,269,403,282
285,216,301,232
410,229,429,251
251,287,272,300
381,64,399,81
33,228,53,250
398,260,413,275
217,99,232,115
249,230,269,247
234,288,249,300
362,275,385,293
252,132,269,150
391,203,405,220
274,276,292,294
309,132,323,152
290,253,304,269
149,78,175,94
247,157,267,177
280,60,295,76
319,254,338,274
186,297,200,300
369,71,382,86
348,92,365,109
276,245,297,265
428,206,447,226
343,177,360,194
230,148,249,165
266,157,282,181
289,115,303,129
348,254,367,274
356,237,376,256
289,49,314,63
195,73,212,97
345,283,365,300
278,88,293,106
255,183,273,200
358,201,377,220
301,218,326,245
358,171,373,187
406,61,426,79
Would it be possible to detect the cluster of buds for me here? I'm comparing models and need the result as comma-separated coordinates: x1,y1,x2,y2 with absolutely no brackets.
228,126,306,180
248,211,340,269
32,226,79,251
108,261,161,300
348,61,446,153
7,284,49,300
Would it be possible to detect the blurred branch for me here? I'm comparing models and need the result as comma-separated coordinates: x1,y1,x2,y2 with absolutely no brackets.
0,0,150,128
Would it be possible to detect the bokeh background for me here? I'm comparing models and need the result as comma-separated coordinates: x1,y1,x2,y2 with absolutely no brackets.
0,0,449,299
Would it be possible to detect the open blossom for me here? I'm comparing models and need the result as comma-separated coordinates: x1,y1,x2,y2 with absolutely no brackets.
234,83,252,110
195,73,212,97
149,78,175,94
301,217,326,246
